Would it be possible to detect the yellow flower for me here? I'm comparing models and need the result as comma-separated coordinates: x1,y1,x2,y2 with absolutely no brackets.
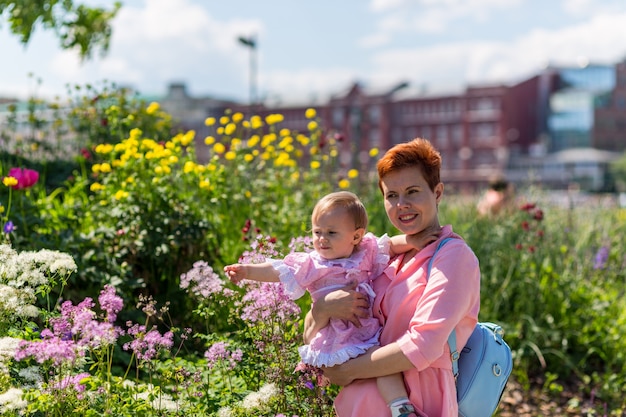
291,171,300,181
205,136,216,145
244,190,252,198
90,182,105,192
232,112,244,123
225,123,237,136
180,131,195,146
125,176,135,184
225,151,237,160
310,161,321,169
129,128,142,140
248,135,260,147
0,205,4,214
154,166,164,175
305,108,316,119
100,163,112,173
219,116,230,125
3,176,18,187
92,164,101,174
146,102,160,115
213,143,226,154
279,128,291,137
244,154,254,162
250,115,264,129
369,148,379,157
338,179,350,189
95,143,114,154
184,161,197,174
278,137,293,149
114,190,129,200
217,127,224,135
205,117,216,126
348,169,359,179
307,121,318,131
297,134,310,146
199,179,211,189
265,113,284,125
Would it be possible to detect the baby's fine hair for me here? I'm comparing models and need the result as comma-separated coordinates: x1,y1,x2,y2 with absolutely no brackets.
311,191,368,230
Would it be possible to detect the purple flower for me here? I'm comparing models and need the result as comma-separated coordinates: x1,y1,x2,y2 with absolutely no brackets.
47,372,90,399
204,341,244,370
123,323,174,361
180,260,234,298
239,282,301,324
3,220,14,234
98,285,124,322
593,246,609,270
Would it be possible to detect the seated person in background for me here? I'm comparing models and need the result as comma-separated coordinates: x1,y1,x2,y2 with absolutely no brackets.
477,177,514,216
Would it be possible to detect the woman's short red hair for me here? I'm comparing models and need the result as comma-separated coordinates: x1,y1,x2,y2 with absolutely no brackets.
376,138,442,192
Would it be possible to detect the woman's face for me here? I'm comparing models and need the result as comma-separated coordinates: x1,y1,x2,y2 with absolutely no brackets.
380,166,443,235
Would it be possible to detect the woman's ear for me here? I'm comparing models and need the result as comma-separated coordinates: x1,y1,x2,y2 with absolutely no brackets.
353,228,366,245
435,182,444,204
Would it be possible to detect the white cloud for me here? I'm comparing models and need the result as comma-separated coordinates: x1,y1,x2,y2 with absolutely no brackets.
362,9,626,94
561,0,625,16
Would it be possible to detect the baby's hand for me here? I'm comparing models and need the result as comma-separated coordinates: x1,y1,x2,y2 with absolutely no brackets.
408,225,442,250
223,264,247,284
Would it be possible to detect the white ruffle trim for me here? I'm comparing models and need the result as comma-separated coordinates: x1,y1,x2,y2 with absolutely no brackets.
269,259,305,300
298,332,381,367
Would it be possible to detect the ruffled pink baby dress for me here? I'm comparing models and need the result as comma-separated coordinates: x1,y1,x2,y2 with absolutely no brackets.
270,233,391,367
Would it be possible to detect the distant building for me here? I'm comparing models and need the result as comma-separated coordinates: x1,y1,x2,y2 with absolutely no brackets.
545,63,615,152
593,57,626,152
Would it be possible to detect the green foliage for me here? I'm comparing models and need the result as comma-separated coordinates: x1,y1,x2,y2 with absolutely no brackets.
0,0,121,58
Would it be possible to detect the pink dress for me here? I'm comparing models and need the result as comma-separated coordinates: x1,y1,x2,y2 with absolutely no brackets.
334,226,481,417
271,232,391,367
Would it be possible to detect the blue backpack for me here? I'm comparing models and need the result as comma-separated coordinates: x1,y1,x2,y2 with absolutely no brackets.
428,238,513,417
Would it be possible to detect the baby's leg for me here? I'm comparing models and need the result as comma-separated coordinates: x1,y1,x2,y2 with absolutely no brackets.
377,373,420,417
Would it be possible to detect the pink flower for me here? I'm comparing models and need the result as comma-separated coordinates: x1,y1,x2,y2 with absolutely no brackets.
98,285,124,323
5,168,39,190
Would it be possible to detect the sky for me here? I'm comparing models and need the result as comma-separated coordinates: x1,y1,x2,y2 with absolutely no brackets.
2,0,626,105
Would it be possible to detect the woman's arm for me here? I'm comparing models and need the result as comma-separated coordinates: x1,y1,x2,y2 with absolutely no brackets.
303,282,370,343
322,342,414,386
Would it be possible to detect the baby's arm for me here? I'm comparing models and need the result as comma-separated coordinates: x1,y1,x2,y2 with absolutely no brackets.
223,262,280,284
388,225,442,257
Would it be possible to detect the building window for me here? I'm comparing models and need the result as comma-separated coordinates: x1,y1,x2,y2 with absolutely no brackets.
369,105,381,124
437,125,449,147
332,108,344,128
369,128,381,149
451,124,463,146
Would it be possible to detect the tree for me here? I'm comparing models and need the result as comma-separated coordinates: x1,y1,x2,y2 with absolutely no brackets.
0,0,121,59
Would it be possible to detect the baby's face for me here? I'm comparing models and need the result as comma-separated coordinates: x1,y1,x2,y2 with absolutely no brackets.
311,207,360,260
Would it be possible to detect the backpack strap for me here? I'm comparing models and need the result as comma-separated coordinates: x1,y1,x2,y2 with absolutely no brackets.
426,237,460,379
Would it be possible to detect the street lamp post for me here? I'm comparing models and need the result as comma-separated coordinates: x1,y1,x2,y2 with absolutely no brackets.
238,35,257,107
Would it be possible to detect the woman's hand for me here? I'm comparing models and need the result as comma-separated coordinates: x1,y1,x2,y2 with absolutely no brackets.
407,224,442,250
321,361,356,386
303,281,371,343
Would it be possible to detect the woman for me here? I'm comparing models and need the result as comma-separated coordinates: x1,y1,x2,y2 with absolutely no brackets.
304,138,481,417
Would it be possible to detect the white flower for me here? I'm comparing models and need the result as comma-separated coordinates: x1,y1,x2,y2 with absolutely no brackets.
0,337,21,360
240,382,278,410
217,406,234,417
0,388,27,412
